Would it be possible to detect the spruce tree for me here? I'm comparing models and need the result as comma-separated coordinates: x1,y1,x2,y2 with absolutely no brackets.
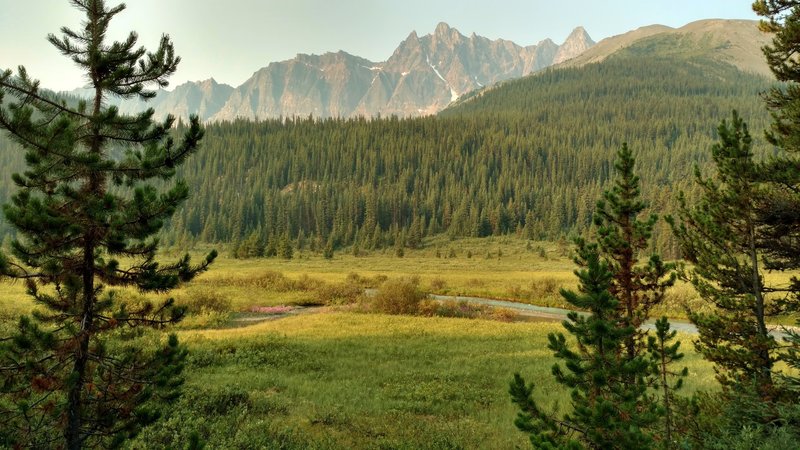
512,146,676,448
511,243,658,449
668,112,779,399
752,0,800,396
594,143,675,361
0,1,215,448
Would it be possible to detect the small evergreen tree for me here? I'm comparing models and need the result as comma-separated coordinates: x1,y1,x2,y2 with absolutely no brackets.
0,1,215,448
278,233,293,260
646,317,688,449
323,238,334,259
511,244,657,449
512,146,677,449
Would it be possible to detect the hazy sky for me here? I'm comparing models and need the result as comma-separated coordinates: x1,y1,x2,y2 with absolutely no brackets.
0,0,759,92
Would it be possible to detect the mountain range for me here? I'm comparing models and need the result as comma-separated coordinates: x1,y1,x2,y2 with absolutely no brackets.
66,19,770,123
67,23,595,122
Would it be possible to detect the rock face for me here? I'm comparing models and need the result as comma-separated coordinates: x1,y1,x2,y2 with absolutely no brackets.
209,22,593,121
69,78,234,122
67,23,594,121
552,27,596,64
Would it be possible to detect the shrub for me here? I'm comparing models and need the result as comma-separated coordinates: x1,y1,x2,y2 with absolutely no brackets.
371,277,427,315
316,282,363,305
417,299,519,322
422,299,487,319
528,277,559,299
178,309,230,329
229,271,323,292
429,277,447,292
180,291,232,314
491,308,519,322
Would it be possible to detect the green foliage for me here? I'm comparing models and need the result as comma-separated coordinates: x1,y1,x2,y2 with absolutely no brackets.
669,112,780,399
0,1,214,447
513,147,681,448
647,317,688,448
513,246,657,449
675,390,800,449
753,0,800,399
370,278,427,315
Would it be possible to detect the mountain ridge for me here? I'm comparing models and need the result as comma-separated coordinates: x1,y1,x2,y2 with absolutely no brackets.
65,22,594,122
557,19,770,76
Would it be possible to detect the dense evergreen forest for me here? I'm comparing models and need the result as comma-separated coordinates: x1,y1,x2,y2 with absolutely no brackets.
0,51,774,257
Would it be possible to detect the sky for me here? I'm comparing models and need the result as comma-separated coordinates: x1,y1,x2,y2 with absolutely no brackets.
0,0,759,92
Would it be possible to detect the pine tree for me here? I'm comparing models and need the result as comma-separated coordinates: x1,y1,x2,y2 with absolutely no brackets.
0,1,215,448
669,112,779,399
511,244,658,449
646,317,688,449
594,143,675,361
278,233,293,260
511,146,676,449
752,0,800,396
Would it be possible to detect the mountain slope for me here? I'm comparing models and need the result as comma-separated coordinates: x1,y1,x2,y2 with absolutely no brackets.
558,19,770,76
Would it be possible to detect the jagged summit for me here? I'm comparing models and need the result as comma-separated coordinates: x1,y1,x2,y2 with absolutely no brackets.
553,26,596,64
66,22,599,121
434,22,452,34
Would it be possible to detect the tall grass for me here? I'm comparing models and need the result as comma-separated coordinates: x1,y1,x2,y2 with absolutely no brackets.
127,312,716,449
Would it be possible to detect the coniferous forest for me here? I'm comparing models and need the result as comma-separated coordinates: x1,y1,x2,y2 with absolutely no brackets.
0,48,773,257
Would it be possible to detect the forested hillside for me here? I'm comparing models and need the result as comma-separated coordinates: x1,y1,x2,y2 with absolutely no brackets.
0,48,774,257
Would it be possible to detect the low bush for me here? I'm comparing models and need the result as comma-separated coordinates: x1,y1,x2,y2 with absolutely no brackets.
418,299,519,322
316,282,363,305
420,299,486,319
224,271,324,292
371,277,427,315
428,277,447,292
180,291,232,314
345,272,388,289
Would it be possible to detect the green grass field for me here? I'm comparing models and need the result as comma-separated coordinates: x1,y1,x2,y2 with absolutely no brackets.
129,312,715,449
0,236,777,448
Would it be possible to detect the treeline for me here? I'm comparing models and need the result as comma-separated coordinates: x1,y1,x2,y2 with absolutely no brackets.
0,54,774,256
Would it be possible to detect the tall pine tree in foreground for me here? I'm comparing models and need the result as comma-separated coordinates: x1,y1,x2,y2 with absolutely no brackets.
510,243,658,450
0,1,215,448
669,112,782,404
511,145,681,449
753,0,800,397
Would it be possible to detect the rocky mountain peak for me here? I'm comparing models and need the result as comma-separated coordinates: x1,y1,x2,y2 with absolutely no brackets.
553,26,595,64
197,78,219,90
434,22,452,35
80,22,603,122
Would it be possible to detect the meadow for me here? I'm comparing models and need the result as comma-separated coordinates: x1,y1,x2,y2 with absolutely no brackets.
0,236,746,448
126,313,714,449
161,236,709,319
